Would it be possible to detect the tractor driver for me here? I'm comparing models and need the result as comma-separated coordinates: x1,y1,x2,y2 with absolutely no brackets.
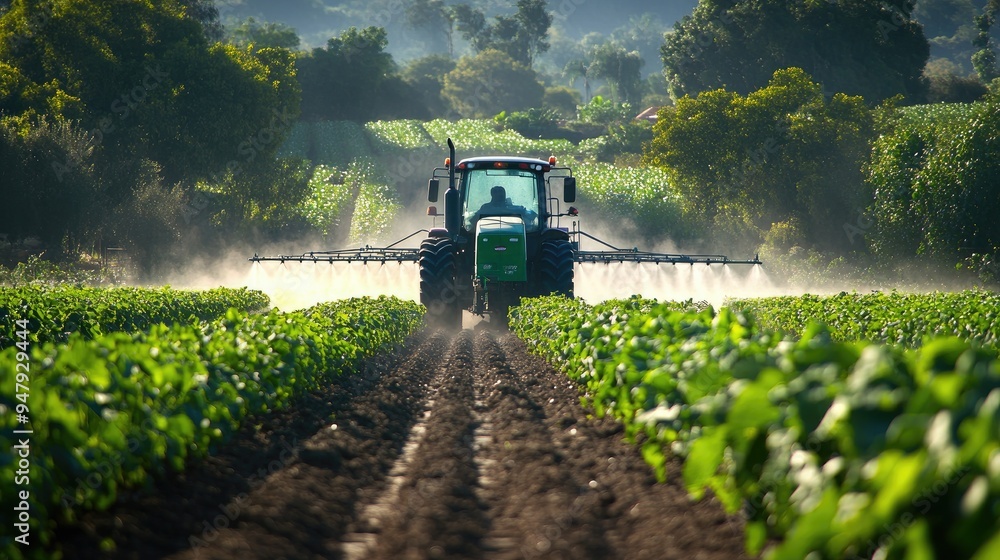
472,186,535,227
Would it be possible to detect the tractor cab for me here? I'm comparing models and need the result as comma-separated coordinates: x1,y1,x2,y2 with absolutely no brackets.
421,150,578,326
458,157,546,233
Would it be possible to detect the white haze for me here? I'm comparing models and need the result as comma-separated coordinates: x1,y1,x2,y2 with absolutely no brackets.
156,203,966,313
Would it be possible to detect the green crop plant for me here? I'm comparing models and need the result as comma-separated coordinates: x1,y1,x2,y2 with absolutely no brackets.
732,291,1000,348
511,295,1000,559
0,296,422,559
0,286,270,349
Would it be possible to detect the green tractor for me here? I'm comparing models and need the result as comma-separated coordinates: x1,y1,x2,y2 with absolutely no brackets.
249,138,760,328
420,139,577,328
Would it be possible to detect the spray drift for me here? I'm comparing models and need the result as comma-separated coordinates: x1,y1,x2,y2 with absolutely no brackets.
247,139,763,318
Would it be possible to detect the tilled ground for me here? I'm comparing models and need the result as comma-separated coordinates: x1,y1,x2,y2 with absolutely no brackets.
56,328,751,560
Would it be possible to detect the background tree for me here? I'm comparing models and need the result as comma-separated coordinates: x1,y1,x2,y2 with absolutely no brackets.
404,0,454,57
442,49,544,117
452,0,552,67
0,0,299,183
178,0,223,41
924,58,989,101
562,58,592,102
0,0,300,269
297,26,395,122
227,17,301,50
661,0,930,103
608,13,669,78
643,68,875,252
402,54,457,118
972,0,1000,81
588,42,644,107
914,0,983,68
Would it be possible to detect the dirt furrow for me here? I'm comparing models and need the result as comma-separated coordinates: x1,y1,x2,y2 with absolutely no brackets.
364,330,491,560
496,333,751,560
55,327,756,560
57,331,444,560
167,332,448,560
473,330,610,559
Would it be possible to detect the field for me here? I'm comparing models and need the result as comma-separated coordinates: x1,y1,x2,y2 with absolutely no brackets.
2,285,998,559
281,118,676,244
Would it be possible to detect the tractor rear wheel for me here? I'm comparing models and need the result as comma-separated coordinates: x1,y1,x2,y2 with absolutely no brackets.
536,239,574,298
419,237,462,329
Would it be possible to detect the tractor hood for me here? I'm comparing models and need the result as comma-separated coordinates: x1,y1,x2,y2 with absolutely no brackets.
475,216,527,282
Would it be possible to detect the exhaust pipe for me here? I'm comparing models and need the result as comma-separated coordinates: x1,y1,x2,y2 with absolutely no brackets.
445,138,460,238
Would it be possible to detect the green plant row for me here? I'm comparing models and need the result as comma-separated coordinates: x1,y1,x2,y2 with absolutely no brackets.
344,159,403,245
731,290,1000,348
0,295,423,558
0,286,271,349
510,296,1000,560
572,162,690,241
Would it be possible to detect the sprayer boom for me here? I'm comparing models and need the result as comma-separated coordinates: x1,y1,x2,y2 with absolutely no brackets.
570,229,761,266
249,247,419,264
248,231,425,264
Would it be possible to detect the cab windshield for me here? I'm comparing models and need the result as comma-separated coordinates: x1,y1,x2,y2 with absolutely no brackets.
462,168,541,232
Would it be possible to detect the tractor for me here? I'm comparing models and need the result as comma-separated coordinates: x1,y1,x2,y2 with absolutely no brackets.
249,138,761,328
419,139,577,328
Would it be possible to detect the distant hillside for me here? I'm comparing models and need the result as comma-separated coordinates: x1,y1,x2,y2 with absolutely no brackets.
214,0,697,53
212,0,999,73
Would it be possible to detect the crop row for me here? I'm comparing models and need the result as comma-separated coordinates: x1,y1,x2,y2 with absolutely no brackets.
571,162,688,240
511,296,1000,559
732,290,1000,348
0,296,423,558
279,119,687,243
344,159,403,245
0,286,270,349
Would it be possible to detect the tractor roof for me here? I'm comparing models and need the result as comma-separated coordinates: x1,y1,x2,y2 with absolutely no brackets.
457,156,551,166
456,156,554,171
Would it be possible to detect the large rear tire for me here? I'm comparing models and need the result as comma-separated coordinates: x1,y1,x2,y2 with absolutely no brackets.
419,237,462,330
535,239,575,298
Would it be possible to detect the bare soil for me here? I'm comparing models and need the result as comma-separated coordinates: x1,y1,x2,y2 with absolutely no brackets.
55,328,751,560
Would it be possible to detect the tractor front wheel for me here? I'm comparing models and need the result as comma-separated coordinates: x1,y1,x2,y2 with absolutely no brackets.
536,239,574,298
419,237,462,330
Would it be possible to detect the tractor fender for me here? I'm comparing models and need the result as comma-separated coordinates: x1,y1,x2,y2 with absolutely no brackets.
539,228,570,242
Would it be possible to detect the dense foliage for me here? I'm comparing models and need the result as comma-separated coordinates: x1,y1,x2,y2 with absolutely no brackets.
442,49,545,118
662,0,930,103
0,295,423,558
0,0,300,269
644,68,876,253
512,295,1000,559
732,291,1000,348
297,26,423,122
866,101,1000,271
572,162,691,243
0,286,269,348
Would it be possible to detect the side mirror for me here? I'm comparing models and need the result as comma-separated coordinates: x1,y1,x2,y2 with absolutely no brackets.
428,179,440,203
563,176,576,203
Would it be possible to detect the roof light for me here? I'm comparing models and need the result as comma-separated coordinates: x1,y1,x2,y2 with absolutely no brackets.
444,157,451,167
548,156,557,166
493,162,507,169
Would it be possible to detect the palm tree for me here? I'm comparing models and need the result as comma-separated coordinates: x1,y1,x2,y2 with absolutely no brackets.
563,59,591,102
